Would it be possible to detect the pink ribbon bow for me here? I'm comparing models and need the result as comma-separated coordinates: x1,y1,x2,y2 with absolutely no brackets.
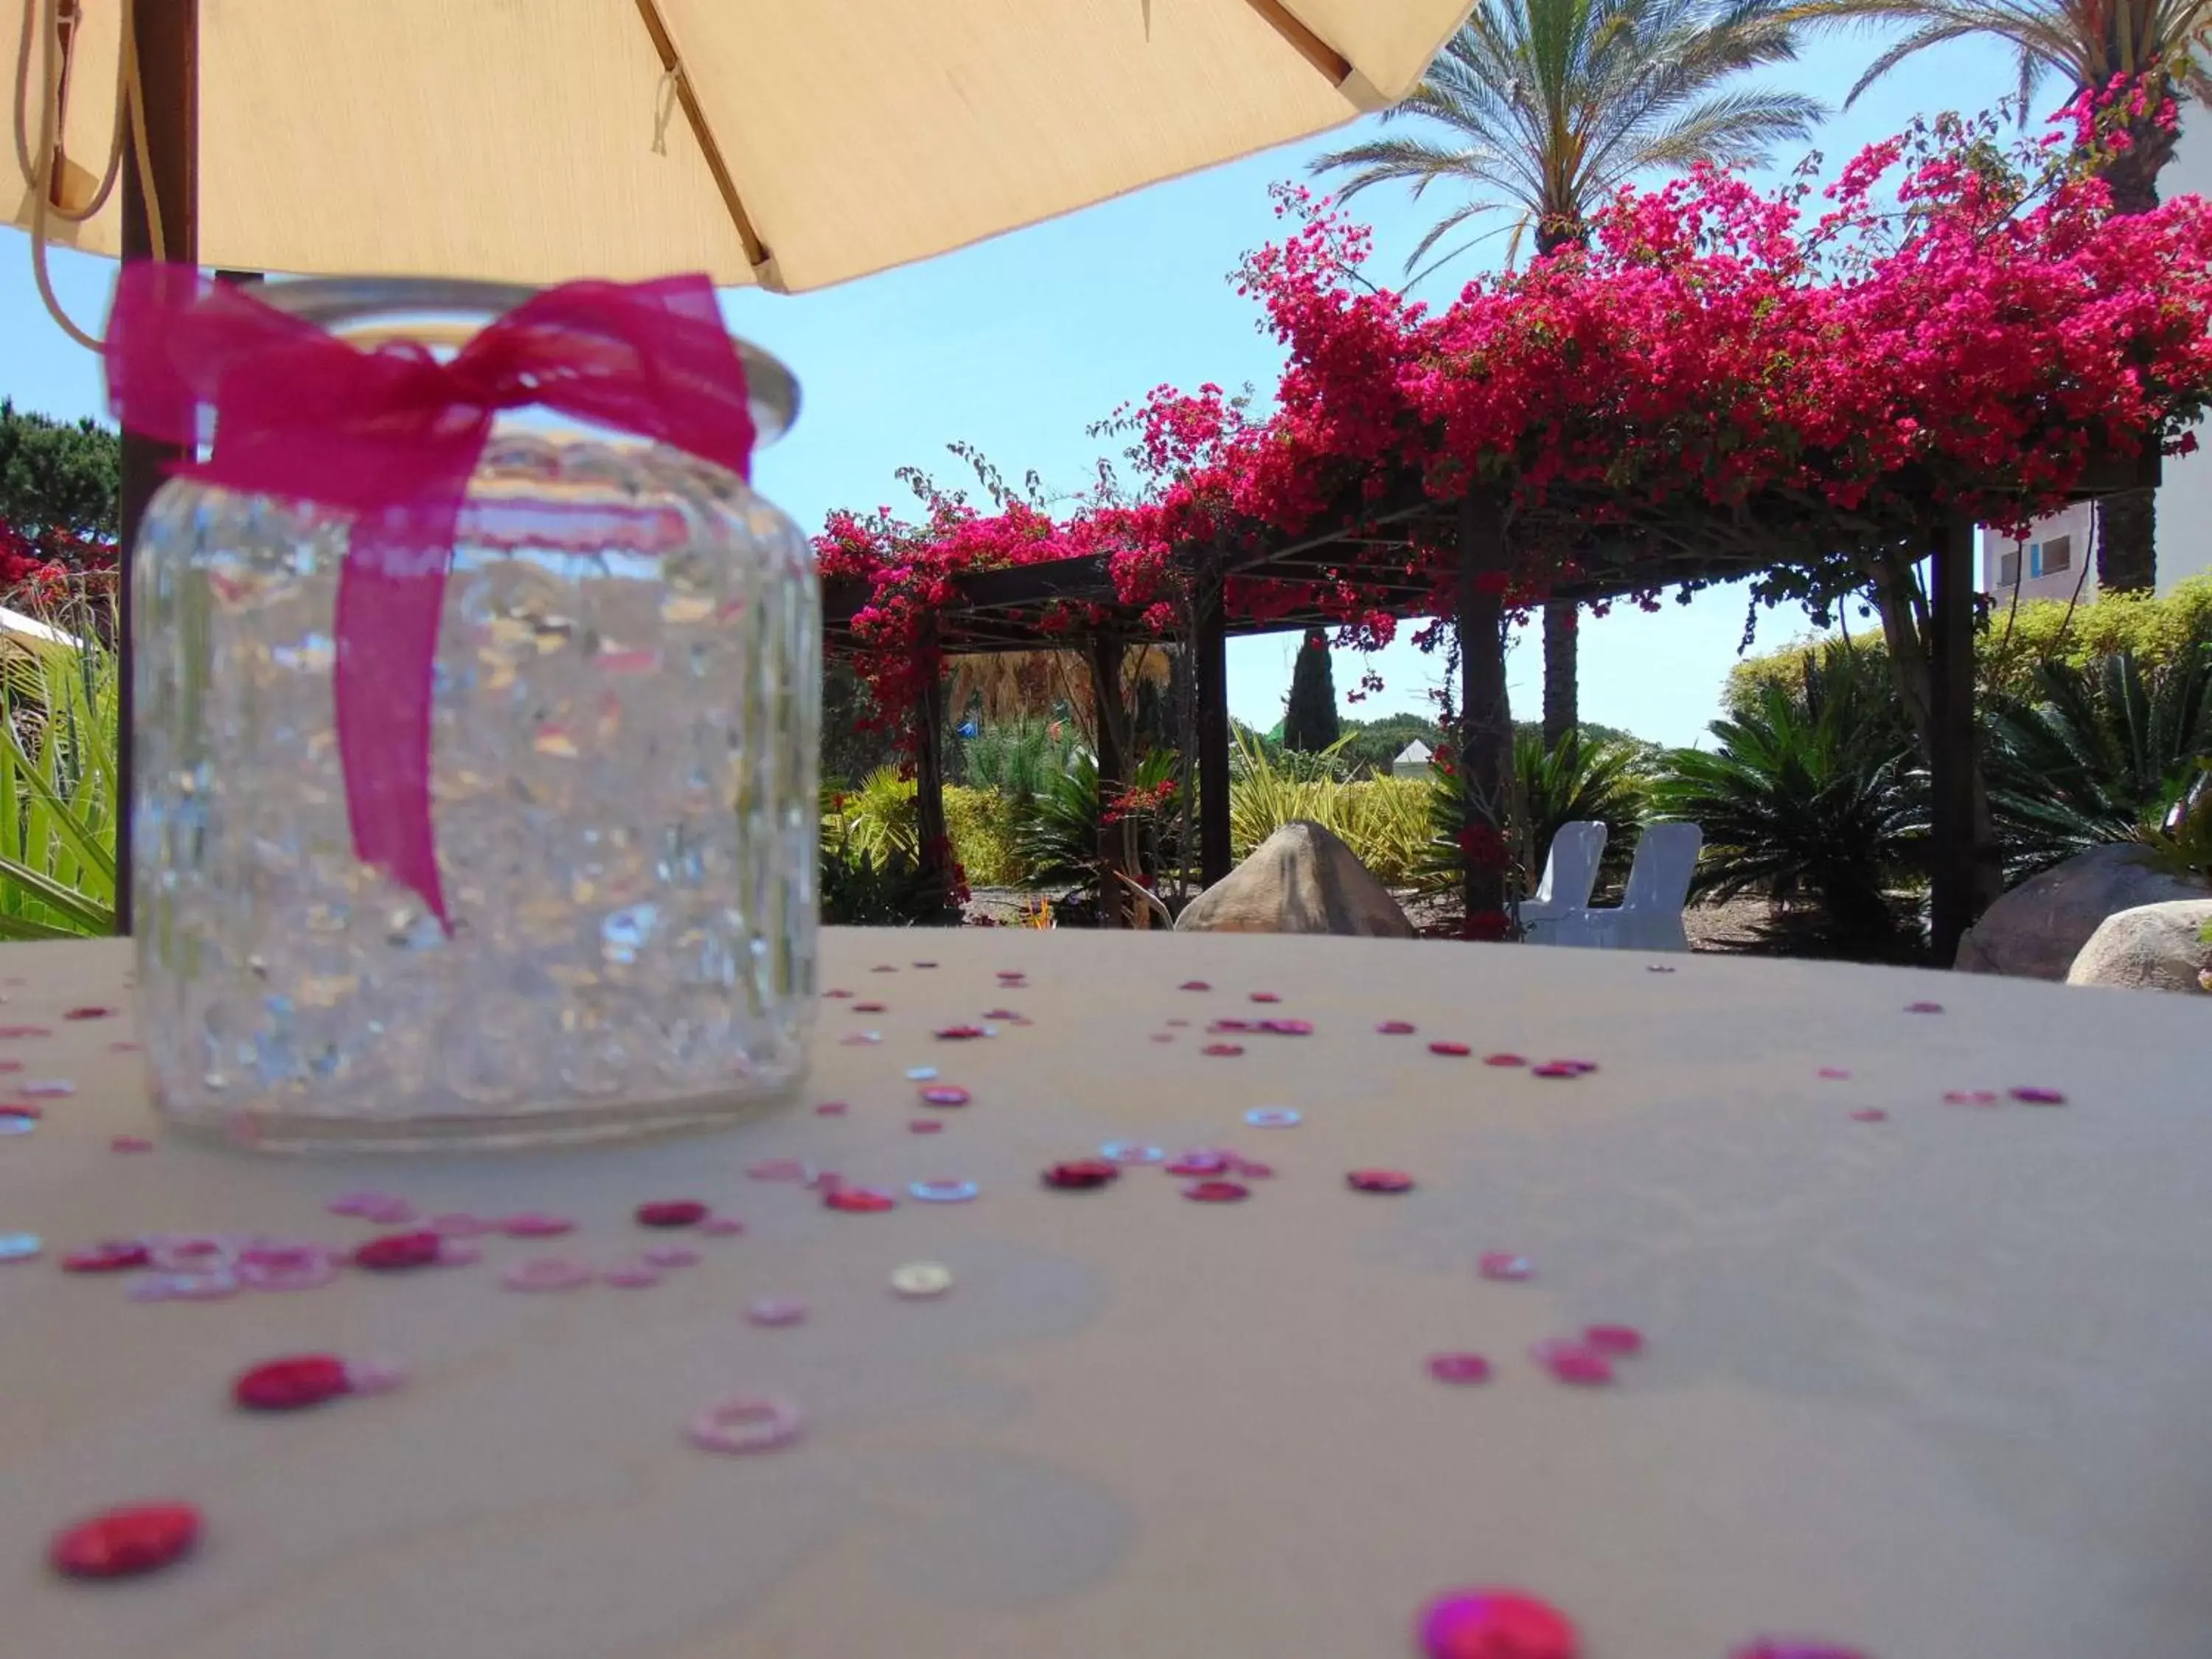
105,266,757,931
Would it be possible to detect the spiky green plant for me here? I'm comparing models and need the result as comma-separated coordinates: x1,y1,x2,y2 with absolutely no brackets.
0,618,117,938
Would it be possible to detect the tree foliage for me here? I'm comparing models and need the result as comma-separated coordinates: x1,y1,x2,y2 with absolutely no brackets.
1282,629,1341,751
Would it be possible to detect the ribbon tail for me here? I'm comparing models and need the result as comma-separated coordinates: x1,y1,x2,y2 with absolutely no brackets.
334,519,453,933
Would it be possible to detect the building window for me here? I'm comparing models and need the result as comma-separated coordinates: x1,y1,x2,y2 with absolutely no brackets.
2030,535,2072,578
1997,547,2020,585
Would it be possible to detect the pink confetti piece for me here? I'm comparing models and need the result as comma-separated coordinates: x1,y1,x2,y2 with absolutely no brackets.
1849,1109,1889,1123
1818,1067,1852,1079
1427,1040,1470,1057
642,1245,700,1269
500,1212,577,1237
1200,1043,1245,1057
1943,1090,1999,1107
908,1119,945,1134
108,1135,153,1153
745,1297,807,1326
1479,1252,1532,1281
1376,1020,1417,1034
813,1101,850,1116
747,1159,808,1182
1427,1352,1493,1384
1583,1324,1645,1357
499,1258,592,1293
698,1217,746,1237
1531,1339,1615,1385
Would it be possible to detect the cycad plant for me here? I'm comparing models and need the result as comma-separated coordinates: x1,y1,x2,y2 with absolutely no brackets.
1984,647,2212,877
1655,647,1927,958
1419,730,1652,900
0,620,118,939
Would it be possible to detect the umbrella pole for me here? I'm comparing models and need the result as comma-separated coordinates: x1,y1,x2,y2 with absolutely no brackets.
114,0,198,935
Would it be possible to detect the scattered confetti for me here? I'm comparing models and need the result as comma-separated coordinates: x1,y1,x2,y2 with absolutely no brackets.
501,1212,577,1237
1427,1352,1493,1385
1258,1018,1314,1036
108,1135,153,1153
1818,1067,1852,1079
499,1258,593,1293
49,1503,201,1580
1479,1252,1533,1281
1166,1153,1231,1177
1731,1641,1867,1659
1484,1053,1528,1068
686,1394,801,1454
1427,1040,1470,1057
20,1079,75,1097
1231,1158,1275,1178
63,1241,148,1273
1534,1060,1599,1078
1942,1090,1999,1107
0,1111,35,1135
746,1160,808,1182
905,1065,940,1082
814,1101,849,1116
823,1186,897,1213
1201,1043,1245,1057
63,1006,118,1020
1182,1180,1251,1203
428,1213,492,1238
1583,1324,1645,1357
745,1297,807,1326
934,1025,988,1040
1645,964,1677,974
1249,992,1281,1004
824,989,855,1000
2010,1086,2066,1105
908,1179,980,1204
131,1270,238,1302
0,1025,52,1039
642,1245,701,1269
1347,1169,1415,1194
1244,1107,1301,1128
855,1002,888,1014
1101,1141,1166,1164
0,1231,41,1262
908,1119,945,1134
1417,1590,1579,1659
919,1085,971,1107
636,1200,709,1229
1376,1020,1417,1034
698,1217,747,1237
1150,1034,1175,1043
1178,981,1211,992
891,1262,953,1298
1906,1001,1944,1014
236,1242,339,1292
147,1235,234,1274
1043,1159,1120,1191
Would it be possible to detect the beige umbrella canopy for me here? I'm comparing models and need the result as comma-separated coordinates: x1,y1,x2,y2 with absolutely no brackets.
12,0,1472,292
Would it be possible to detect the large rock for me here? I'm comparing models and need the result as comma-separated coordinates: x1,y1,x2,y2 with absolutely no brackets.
1175,820,1413,938
1954,844,2208,981
2065,900,2212,994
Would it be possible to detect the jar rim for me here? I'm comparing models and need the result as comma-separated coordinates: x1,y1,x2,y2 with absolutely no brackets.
251,276,799,448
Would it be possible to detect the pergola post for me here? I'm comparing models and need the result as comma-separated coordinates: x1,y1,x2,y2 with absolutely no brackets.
113,1,200,934
1456,493,1511,931
1193,560,1233,886
1088,631,1133,927
914,621,949,888
1926,509,1987,965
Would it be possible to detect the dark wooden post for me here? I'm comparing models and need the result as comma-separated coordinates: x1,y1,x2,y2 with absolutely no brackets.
113,1,199,933
913,623,948,886
1088,631,1133,928
1926,511,1982,965
1193,559,1232,887
1456,494,1511,931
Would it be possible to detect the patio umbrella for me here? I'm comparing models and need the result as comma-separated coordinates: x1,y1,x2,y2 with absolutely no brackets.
11,0,1472,291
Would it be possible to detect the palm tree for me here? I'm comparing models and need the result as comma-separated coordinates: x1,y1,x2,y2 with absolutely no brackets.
1310,0,1823,746
1791,0,2212,591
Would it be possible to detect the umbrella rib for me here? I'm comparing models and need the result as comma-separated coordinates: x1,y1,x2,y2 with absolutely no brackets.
632,0,777,285
1240,0,1354,86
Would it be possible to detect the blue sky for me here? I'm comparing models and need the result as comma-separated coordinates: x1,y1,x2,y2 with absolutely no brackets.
1,31,2037,748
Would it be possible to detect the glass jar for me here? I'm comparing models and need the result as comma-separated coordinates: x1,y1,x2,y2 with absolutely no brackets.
131,279,818,1152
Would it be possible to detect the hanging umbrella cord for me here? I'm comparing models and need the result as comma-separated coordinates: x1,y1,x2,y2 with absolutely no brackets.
11,0,161,351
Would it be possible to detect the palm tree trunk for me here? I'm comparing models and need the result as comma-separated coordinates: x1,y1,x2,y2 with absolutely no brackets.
1540,600,1577,746
2092,126,2171,594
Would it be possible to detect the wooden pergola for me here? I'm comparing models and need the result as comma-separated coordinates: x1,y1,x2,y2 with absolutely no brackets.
827,458,2157,962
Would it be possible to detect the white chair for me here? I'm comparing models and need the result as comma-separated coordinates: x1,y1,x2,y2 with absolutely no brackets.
1544,822,1703,952
1517,821,1608,943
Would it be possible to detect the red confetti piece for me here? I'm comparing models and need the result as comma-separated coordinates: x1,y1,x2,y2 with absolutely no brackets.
2009,1086,2066,1105
501,1212,577,1235
1200,1043,1245,1057
934,1025,988,1040
636,1200,709,1229
1165,1018,1191,1028
1210,1018,1257,1032
1181,1180,1250,1203
109,1135,153,1153
698,1217,746,1237
1427,1352,1493,1384
813,1101,849,1116
63,1006,117,1020
919,1085,971,1107
1531,1340,1615,1385
823,1186,897,1213
0,1105,41,1123
745,1160,807,1182
0,1060,18,1073
1479,1251,1533,1281
1906,1001,1944,1014
1583,1324,1645,1357
1178,981,1211,992
870,964,897,973
1530,1062,1586,1079
1427,1040,1470,1056
1484,1053,1528,1068
1231,1158,1275,1178
63,1241,150,1273
49,1503,200,1580
1043,1159,1119,1191
1849,1109,1888,1123
1818,1067,1851,1079
852,1002,887,1014
1376,1020,1417,1034
233,1354,351,1412
909,1119,945,1134
1347,1169,1415,1194
1418,1590,1579,1659
824,990,855,999
981,1009,1021,1020
912,961,939,969
1249,992,1281,1004
1943,1090,1999,1107
1166,1154,1231,1177
1150,1034,1175,1043
352,1232,443,1271
1259,1018,1314,1036
0,1025,51,1038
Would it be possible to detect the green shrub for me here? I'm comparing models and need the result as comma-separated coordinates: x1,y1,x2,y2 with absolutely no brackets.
1227,733,1431,886
0,615,117,939
942,785,1026,886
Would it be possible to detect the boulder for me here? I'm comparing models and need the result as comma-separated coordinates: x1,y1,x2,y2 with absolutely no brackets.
2065,900,2212,995
1175,820,1413,939
1954,844,2208,981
